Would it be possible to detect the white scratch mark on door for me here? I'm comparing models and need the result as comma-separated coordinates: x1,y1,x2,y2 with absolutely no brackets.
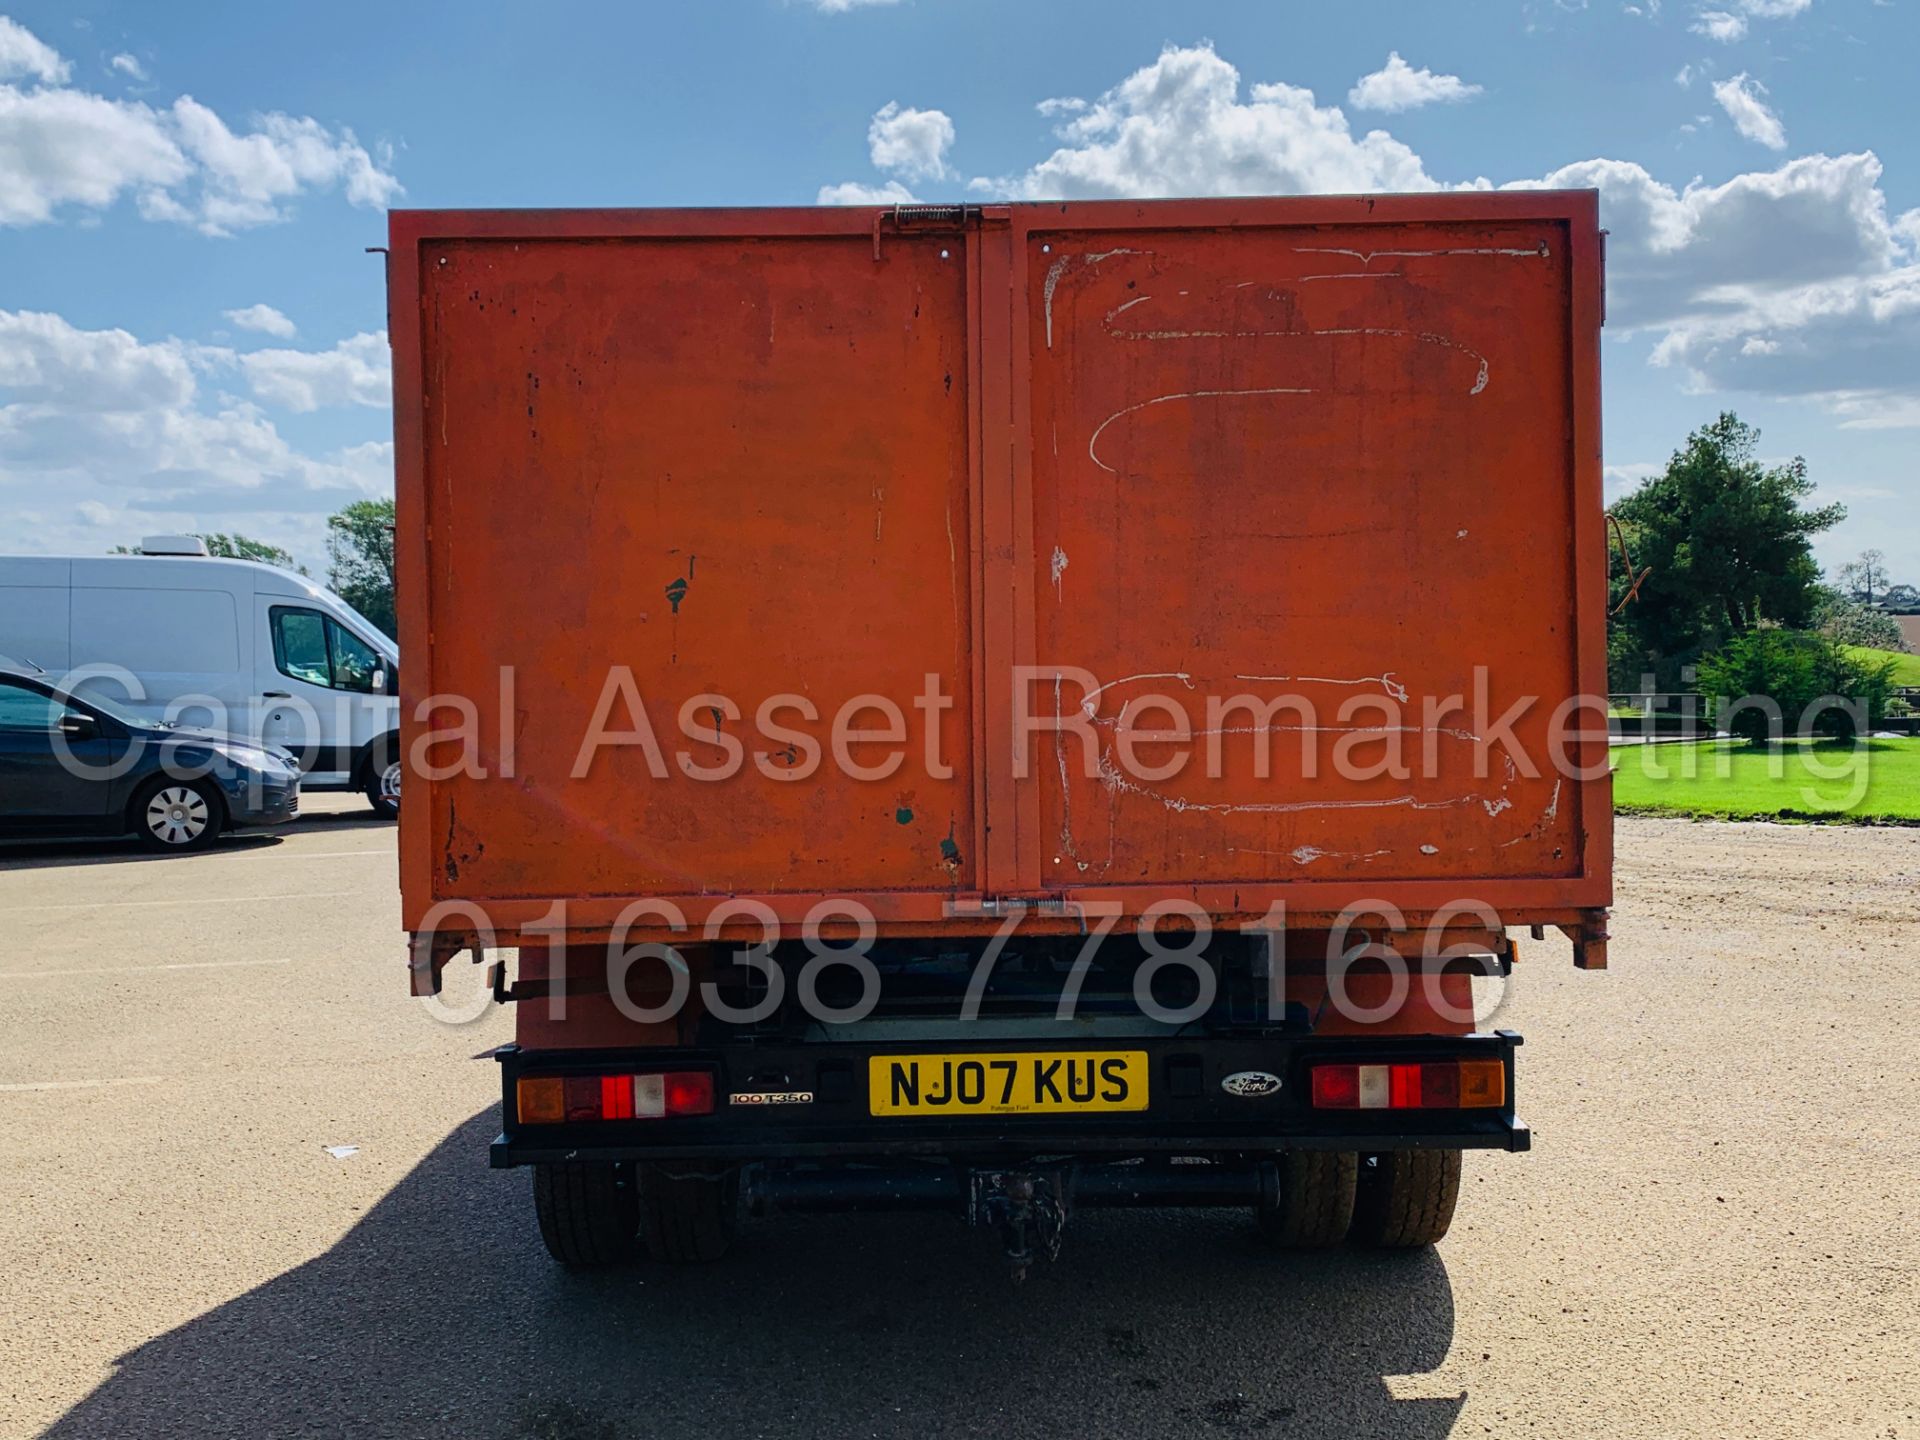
1292,243,1550,263
1088,389,1313,474
1043,247,1148,349
1235,672,1411,703
1079,671,1195,719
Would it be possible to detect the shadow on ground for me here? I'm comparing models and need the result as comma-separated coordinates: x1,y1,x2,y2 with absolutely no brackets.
44,1111,1464,1440
0,807,391,869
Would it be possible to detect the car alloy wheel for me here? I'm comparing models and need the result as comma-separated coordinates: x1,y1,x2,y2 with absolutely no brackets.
380,760,402,802
146,786,210,846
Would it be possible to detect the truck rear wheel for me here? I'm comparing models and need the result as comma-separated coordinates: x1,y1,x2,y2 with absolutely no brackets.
638,1162,738,1263
532,1162,641,1268
1257,1150,1356,1248
1349,1150,1463,1248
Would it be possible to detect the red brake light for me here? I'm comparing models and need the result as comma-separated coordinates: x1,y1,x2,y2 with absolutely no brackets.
600,1074,635,1120
664,1071,715,1116
1389,1063,1423,1109
1309,1059,1503,1110
1311,1064,1359,1108
516,1070,717,1123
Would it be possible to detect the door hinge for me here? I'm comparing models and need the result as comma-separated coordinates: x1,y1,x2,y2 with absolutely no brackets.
873,203,981,260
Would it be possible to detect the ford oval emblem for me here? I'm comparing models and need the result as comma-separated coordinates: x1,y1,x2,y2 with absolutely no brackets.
1221,1071,1283,1098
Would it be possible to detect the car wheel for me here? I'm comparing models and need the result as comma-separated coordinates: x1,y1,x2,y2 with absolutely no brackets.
133,777,224,853
365,751,400,820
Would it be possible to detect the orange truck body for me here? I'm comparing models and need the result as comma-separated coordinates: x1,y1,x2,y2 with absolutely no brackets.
388,193,1611,969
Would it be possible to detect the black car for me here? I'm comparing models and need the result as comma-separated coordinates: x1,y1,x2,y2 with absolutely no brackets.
0,656,301,853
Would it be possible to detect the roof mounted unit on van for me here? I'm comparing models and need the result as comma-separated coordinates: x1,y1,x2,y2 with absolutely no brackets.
138,535,210,556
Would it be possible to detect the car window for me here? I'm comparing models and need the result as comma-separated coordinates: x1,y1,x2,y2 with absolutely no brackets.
0,681,62,733
270,607,333,687
270,606,382,692
328,621,381,694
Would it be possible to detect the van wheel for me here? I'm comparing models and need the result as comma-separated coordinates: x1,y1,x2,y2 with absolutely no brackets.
638,1162,738,1263
364,748,400,820
1257,1150,1356,1248
533,1162,641,1269
1349,1150,1463,1248
132,777,224,853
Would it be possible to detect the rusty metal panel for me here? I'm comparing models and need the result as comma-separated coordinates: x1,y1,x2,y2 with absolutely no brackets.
1022,212,1591,893
409,228,978,906
391,196,1609,943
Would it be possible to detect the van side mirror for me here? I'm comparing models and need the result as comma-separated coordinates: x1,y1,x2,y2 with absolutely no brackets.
372,668,388,695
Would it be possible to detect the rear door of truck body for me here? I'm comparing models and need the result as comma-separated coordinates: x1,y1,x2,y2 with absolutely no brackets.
390,196,1608,944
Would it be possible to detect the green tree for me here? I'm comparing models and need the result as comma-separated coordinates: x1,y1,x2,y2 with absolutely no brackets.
1607,413,1844,689
326,498,396,640
1697,630,1896,744
199,532,304,572
1837,548,1888,605
115,533,305,572
1812,586,1905,651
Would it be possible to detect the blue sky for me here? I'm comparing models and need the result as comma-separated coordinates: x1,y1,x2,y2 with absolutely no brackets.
3,0,1916,587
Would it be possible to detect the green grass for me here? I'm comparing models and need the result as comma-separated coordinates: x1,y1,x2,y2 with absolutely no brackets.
1843,645,1920,687
1611,737,1920,823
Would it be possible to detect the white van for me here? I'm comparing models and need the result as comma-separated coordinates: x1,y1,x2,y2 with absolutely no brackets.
0,537,403,817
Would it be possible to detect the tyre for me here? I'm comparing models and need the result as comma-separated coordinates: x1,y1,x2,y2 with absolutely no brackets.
1349,1149,1463,1248
364,747,401,820
132,776,224,853
1257,1150,1356,1248
532,1162,641,1269
638,1162,738,1263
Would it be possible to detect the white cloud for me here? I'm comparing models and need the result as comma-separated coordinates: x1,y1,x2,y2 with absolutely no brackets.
237,331,390,412
1693,0,1814,39
0,14,68,83
1675,63,1696,87
973,43,1439,200
108,52,146,82
0,16,398,232
816,178,915,205
826,38,1920,438
1691,10,1749,41
1712,72,1787,149
1347,52,1484,113
0,307,390,566
867,100,954,180
802,0,902,10
0,309,197,411
1522,152,1920,426
1036,96,1087,118
223,303,295,338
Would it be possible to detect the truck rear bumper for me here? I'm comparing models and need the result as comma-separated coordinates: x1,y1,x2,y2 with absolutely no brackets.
488,1029,1529,1167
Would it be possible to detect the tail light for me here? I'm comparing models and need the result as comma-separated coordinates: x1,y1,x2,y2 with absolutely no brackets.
516,1070,717,1124
1309,1059,1505,1110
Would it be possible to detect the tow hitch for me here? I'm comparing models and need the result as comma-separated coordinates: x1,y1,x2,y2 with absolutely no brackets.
970,1169,1068,1284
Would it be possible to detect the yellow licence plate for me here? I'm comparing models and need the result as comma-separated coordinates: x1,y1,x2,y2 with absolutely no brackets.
868,1051,1149,1117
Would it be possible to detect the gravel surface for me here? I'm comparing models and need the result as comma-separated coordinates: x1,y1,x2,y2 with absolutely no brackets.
2,804,1915,1439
